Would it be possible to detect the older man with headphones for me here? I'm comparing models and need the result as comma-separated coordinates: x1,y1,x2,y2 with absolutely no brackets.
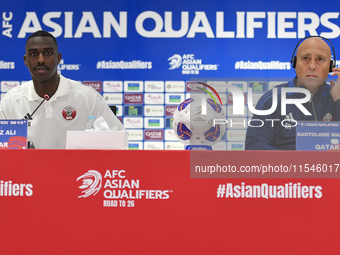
245,36,340,150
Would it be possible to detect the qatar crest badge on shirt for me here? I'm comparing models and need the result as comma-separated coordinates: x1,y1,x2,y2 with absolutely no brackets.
62,106,77,120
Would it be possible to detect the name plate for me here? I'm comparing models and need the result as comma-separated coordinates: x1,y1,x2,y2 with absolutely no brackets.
66,130,127,150
0,120,28,149
296,121,340,151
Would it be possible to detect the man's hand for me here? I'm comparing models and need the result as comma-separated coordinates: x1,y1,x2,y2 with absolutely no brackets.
330,67,340,101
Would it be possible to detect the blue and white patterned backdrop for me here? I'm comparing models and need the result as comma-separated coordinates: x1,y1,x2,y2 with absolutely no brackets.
1,0,339,150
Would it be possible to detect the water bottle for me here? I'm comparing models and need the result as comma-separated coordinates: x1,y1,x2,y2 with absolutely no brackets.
85,116,95,131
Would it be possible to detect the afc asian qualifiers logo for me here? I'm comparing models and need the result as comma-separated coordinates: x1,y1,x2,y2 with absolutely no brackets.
168,54,182,70
77,170,102,198
168,54,218,74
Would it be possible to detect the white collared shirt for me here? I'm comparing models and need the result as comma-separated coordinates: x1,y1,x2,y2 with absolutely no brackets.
0,75,125,149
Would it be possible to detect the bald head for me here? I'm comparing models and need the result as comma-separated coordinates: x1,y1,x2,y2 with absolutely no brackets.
295,37,332,93
296,37,331,60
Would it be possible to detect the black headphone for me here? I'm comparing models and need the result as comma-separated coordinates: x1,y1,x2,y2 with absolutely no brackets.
290,35,336,72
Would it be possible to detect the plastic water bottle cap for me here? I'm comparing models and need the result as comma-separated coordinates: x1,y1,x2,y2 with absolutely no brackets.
88,116,95,120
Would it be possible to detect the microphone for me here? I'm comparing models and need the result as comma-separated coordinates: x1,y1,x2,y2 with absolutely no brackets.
309,92,317,121
309,91,313,103
24,93,51,120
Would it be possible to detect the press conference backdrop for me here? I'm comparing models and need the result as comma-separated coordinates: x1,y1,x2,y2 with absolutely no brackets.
1,0,339,150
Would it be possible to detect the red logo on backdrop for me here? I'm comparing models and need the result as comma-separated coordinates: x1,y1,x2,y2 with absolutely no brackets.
83,81,102,92
62,106,77,120
228,93,247,104
186,81,204,92
144,130,164,140
165,106,177,116
124,94,143,104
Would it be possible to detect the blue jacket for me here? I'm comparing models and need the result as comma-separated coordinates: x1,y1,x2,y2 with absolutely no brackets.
245,80,340,150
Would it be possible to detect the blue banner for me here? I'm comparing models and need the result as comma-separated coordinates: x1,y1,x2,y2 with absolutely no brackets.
296,121,340,151
1,0,340,150
0,120,27,149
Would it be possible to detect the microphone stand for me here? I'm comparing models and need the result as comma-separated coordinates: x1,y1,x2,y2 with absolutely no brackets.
23,93,51,149
23,93,51,120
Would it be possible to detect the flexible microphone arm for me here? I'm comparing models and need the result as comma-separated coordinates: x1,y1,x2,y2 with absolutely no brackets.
24,93,51,120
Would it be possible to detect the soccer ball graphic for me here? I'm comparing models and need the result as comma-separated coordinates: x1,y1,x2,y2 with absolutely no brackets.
172,97,226,148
